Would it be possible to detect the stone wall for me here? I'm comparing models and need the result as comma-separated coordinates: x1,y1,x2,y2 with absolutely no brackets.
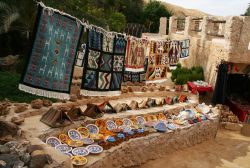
157,16,250,86
86,116,219,168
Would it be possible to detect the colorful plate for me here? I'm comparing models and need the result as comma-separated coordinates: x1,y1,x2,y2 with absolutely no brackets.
46,137,61,147
95,119,106,129
77,127,90,138
86,145,103,154
122,118,133,126
154,122,167,132
67,140,84,147
115,119,123,126
86,124,99,134
136,116,146,125
58,134,71,144
157,113,167,121
72,147,89,156
82,137,95,145
118,125,132,132
106,120,117,131
68,129,82,141
55,144,72,153
71,156,88,166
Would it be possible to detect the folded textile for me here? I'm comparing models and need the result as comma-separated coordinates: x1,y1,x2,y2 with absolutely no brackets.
19,5,82,99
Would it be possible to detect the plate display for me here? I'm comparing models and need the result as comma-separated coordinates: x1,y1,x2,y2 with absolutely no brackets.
136,116,146,125
46,137,61,147
106,120,117,130
72,147,89,156
86,124,99,134
86,145,103,154
77,127,90,138
82,138,95,145
68,129,82,141
55,144,72,153
71,156,88,166
59,134,71,144
122,118,133,126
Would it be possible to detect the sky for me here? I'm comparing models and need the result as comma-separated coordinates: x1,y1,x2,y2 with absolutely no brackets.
161,0,249,16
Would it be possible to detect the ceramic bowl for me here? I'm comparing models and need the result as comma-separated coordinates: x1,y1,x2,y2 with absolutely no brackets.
82,138,94,145
77,127,90,138
122,118,133,127
68,129,82,141
55,144,72,153
58,134,71,144
86,145,103,154
71,156,88,166
106,120,117,131
136,116,146,125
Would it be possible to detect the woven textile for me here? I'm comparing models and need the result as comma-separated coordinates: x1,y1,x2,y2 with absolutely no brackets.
180,39,190,58
145,40,170,82
19,5,82,99
169,40,181,66
81,30,127,96
125,37,148,72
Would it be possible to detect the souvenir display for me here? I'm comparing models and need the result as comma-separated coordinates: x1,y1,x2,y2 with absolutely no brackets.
72,147,89,156
46,137,61,147
55,144,72,153
68,129,82,141
86,145,103,154
86,124,99,134
71,156,88,166
77,127,90,138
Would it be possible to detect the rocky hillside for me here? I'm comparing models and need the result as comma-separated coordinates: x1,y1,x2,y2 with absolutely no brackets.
145,0,210,17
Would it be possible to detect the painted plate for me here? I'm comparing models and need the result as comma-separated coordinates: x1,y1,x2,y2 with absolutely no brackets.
64,152,73,157
118,125,132,132
55,144,72,153
122,118,133,126
46,137,61,147
154,122,167,132
82,138,94,145
86,145,103,154
58,134,71,144
115,119,123,126
71,156,88,166
167,123,176,130
136,116,146,125
72,147,89,156
77,127,90,138
67,140,84,147
68,129,82,141
86,124,99,134
106,120,117,131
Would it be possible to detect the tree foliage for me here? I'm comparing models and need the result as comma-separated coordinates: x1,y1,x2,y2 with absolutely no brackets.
143,0,172,33
243,3,250,16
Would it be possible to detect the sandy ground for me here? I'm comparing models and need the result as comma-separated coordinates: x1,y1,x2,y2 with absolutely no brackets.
140,128,250,168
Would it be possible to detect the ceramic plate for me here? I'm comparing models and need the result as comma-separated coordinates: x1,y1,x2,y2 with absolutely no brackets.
136,116,146,125
86,124,99,134
118,125,132,132
77,127,90,138
71,156,88,166
167,123,176,130
72,147,89,156
68,129,82,141
86,145,103,154
154,122,167,132
58,134,71,144
106,120,117,131
55,144,72,153
64,152,73,157
82,138,94,145
67,140,84,147
122,118,133,126
46,137,61,147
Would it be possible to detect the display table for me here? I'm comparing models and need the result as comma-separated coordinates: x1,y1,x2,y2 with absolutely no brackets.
226,99,250,122
187,81,213,94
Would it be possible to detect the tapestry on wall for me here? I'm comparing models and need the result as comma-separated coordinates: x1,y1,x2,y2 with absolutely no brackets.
123,59,148,82
80,29,127,96
145,40,170,83
180,39,190,58
125,37,148,72
19,5,82,99
169,40,181,66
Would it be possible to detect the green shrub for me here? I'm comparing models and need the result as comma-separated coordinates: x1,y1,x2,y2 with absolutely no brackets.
171,65,204,85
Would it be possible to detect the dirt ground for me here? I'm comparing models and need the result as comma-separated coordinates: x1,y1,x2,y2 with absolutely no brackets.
140,128,250,168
